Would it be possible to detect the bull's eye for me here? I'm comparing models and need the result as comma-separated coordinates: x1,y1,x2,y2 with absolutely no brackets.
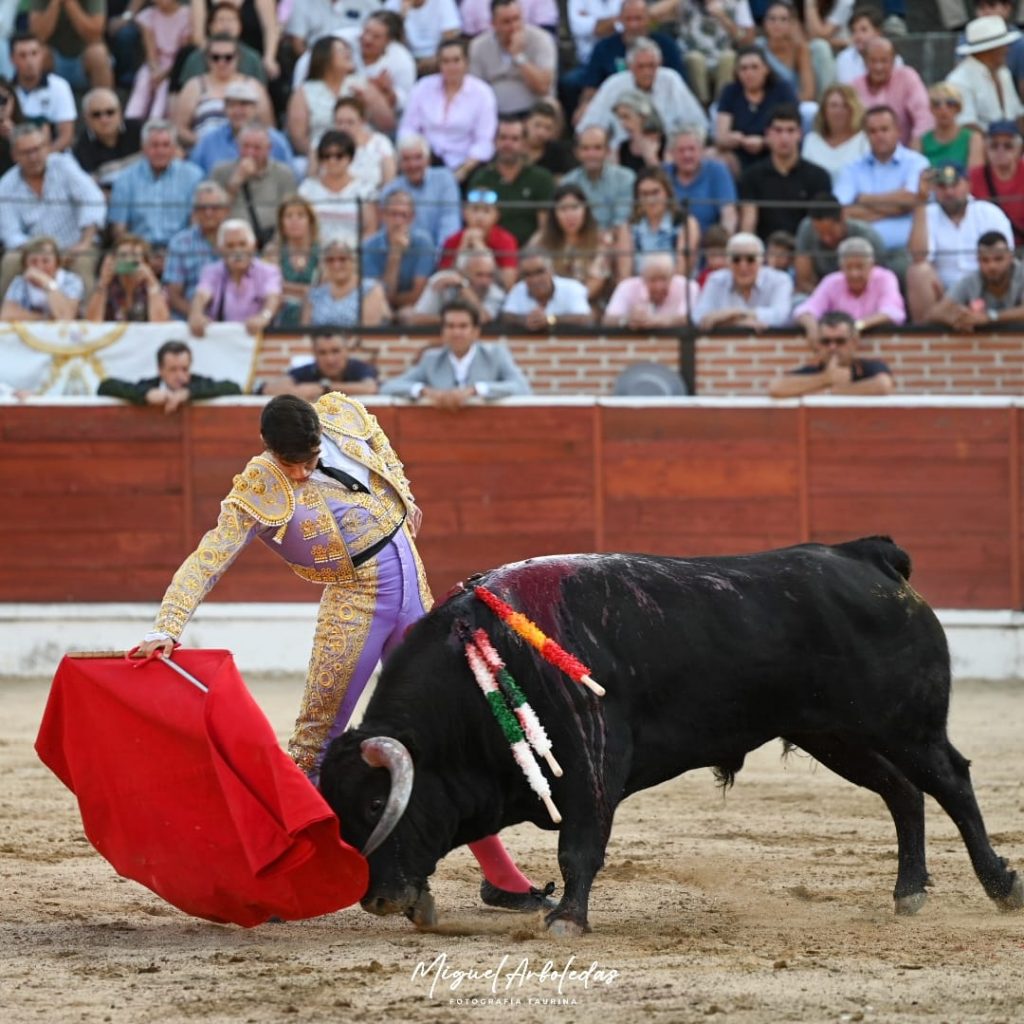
369,797,385,815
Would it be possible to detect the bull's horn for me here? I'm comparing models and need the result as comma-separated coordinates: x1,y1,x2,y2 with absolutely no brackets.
359,737,414,857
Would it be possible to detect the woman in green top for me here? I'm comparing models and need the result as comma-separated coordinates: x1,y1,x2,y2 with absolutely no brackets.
921,83,984,171
265,195,322,327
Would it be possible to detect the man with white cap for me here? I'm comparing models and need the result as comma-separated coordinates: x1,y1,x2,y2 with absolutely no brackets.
946,15,1024,132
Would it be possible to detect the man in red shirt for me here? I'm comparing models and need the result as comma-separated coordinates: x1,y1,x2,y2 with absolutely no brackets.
969,120,1024,245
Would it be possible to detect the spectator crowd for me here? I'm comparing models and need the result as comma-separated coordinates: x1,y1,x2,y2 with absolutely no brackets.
2,0,1024,399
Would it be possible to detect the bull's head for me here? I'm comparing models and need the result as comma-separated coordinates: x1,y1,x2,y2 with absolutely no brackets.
319,729,457,921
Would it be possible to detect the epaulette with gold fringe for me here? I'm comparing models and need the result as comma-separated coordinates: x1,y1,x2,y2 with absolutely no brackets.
315,392,374,441
224,455,295,529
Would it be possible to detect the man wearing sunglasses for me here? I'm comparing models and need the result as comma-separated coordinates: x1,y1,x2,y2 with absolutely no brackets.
768,311,894,398
969,120,1024,247
73,88,144,190
693,232,793,332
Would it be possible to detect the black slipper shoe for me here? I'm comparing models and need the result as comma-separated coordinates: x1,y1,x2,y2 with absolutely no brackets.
480,879,556,912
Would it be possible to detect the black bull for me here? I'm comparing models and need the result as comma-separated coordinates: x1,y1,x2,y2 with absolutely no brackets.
319,537,1023,934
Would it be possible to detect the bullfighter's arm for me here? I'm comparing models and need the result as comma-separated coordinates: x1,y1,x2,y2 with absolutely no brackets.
366,412,415,505
152,502,260,639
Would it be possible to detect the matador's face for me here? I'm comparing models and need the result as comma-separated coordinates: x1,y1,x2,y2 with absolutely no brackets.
269,448,321,483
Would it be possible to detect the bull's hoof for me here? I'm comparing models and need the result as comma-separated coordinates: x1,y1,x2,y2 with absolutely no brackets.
995,874,1024,912
405,889,438,928
546,916,588,937
480,880,557,913
894,891,927,916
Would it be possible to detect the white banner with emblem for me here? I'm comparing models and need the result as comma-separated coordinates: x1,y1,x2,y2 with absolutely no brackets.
0,322,258,396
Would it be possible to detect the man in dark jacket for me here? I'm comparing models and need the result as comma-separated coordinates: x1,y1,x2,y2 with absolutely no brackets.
98,339,241,413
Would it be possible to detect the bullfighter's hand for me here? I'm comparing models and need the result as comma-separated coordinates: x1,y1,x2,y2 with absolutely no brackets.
135,637,175,659
409,503,423,537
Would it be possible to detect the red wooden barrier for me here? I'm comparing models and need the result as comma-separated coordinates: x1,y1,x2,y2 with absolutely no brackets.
0,400,1018,610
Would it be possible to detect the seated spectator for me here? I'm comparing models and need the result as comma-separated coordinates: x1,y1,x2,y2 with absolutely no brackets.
186,0,279,80
163,180,230,319
28,4,112,93
834,105,930,264
562,0,621,115
361,190,436,313
98,339,241,411
615,167,701,281
697,223,730,287
613,89,666,175
382,298,532,404
969,120,1024,246
110,120,203,247
929,230,1024,330
382,134,461,249
801,84,869,185
835,4,893,84
502,248,593,329
0,77,24,177
528,183,613,309
10,32,76,152
212,122,295,247
739,104,832,243
677,0,755,108
561,125,635,231
469,115,556,247
797,0,846,93
693,232,793,331
387,0,461,76
399,38,497,185
407,247,507,325
947,15,1024,133
794,192,887,297
523,100,577,177
907,161,1014,323
188,218,282,336
85,234,170,322
463,0,558,36
286,35,364,158
303,239,390,328
469,0,556,118
332,96,395,194
0,124,106,280
715,45,799,176
125,0,192,121
174,34,273,149
922,83,983,172
285,0,383,62
298,129,377,246
261,332,380,398
439,188,519,290
0,234,82,321
578,39,707,152
178,2,267,88
602,252,700,328
794,237,905,345
852,37,932,149
73,89,143,191
768,310,894,397
264,194,321,328
758,1,817,110
663,126,738,238
766,229,796,275
188,80,294,176
347,11,417,133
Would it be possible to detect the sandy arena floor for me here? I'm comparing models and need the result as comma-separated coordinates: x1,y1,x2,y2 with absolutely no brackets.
2,674,1024,1024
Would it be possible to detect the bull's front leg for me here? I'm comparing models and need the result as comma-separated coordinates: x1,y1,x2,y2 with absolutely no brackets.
546,813,611,936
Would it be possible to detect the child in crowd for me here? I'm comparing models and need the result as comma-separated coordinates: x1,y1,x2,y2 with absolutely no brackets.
697,224,730,288
767,230,797,279
126,0,193,120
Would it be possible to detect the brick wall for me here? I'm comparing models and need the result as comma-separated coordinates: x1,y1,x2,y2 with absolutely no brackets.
256,330,1024,396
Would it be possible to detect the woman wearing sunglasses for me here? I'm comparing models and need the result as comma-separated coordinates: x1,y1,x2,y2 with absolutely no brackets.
302,239,390,329
298,130,378,247
922,83,984,171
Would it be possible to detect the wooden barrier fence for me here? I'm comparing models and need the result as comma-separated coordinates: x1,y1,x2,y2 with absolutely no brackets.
1,397,1018,610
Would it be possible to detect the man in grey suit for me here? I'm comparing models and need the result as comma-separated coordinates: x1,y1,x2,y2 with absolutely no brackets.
381,300,531,408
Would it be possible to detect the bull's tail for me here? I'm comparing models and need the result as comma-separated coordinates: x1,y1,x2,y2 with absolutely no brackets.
834,535,913,582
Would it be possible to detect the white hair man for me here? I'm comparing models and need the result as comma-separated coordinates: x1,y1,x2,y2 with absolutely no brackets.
603,252,699,328
188,218,282,337
692,232,793,331
577,38,707,149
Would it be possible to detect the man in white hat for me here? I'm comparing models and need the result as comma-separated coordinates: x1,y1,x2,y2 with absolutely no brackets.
946,15,1024,132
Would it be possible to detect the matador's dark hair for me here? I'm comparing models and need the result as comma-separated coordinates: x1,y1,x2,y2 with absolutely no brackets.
261,395,321,463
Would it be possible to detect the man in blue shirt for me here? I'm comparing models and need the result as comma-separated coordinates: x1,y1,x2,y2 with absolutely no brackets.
663,126,738,238
189,81,296,178
380,135,463,249
163,182,231,319
834,104,930,266
109,120,203,247
361,190,437,314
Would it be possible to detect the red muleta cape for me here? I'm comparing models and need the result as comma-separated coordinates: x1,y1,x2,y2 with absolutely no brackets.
35,649,368,927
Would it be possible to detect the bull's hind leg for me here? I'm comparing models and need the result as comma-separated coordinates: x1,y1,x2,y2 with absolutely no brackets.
880,735,1024,911
786,733,929,914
